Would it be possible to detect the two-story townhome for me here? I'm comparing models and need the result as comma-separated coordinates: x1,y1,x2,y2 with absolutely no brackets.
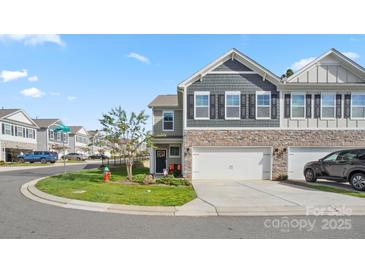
33,119,70,158
149,48,365,181
69,126,90,155
88,130,111,157
0,109,39,162
148,94,183,175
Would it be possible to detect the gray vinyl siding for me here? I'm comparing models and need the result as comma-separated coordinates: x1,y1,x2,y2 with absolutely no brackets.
153,109,183,136
187,74,280,127
213,59,252,72
69,135,76,153
36,129,48,151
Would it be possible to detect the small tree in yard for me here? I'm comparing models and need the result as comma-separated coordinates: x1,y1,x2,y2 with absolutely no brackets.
99,106,153,181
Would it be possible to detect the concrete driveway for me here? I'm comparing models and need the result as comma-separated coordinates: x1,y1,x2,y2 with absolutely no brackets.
192,179,365,215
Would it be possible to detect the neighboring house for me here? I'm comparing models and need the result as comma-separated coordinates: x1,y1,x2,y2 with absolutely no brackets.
149,48,365,181
33,119,70,158
69,126,90,155
0,109,39,162
88,130,111,157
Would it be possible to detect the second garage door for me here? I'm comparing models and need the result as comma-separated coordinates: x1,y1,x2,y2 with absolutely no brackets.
192,147,272,180
288,147,360,180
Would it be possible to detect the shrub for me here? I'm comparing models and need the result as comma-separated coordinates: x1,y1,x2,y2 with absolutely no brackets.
143,175,156,185
156,175,191,186
132,174,146,184
275,174,288,181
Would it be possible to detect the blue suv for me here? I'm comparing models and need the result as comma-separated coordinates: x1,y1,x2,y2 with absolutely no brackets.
17,151,58,164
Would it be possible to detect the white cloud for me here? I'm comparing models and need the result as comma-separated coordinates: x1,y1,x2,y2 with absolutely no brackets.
291,57,316,71
67,96,77,101
0,34,65,46
50,91,61,96
0,69,28,82
127,52,150,64
28,75,38,82
20,87,45,98
342,51,360,60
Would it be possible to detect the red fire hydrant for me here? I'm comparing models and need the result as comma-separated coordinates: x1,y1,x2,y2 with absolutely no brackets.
103,166,111,182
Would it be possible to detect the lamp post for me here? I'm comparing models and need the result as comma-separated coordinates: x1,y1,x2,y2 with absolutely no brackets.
54,124,71,174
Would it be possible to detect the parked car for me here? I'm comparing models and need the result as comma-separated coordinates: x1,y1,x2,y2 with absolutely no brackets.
89,154,109,160
61,153,87,161
304,149,365,191
17,151,58,164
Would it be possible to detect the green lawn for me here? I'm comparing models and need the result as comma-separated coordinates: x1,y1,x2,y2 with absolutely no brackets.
36,167,196,206
304,184,365,199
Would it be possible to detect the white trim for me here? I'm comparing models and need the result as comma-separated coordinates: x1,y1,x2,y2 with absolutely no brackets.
225,91,241,120
194,91,210,120
178,48,281,88
169,145,180,158
290,92,306,120
1,109,39,129
207,71,258,75
287,49,365,83
350,91,365,120
183,86,187,130
162,110,174,132
320,91,336,120
255,90,271,120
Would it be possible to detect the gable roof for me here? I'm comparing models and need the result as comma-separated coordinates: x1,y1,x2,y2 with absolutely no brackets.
69,126,83,134
287,48,365,83
0,109,20,119
0,108,39,128
148,95,178,108
69,126,89,136
178,48,281,88
33,119,60,128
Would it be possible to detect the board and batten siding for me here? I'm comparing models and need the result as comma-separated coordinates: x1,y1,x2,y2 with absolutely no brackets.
281,91,365,129
186,73,280,127
153,109,183,136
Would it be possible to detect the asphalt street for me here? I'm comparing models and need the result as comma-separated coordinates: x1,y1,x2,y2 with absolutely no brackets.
1,164,365,239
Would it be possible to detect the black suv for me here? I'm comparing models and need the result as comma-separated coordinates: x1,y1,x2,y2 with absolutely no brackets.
304,149,365,191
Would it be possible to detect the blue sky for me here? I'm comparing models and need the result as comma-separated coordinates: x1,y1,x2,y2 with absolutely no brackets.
1,34,365,130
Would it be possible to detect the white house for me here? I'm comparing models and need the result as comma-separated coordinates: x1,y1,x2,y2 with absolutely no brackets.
69,126,90,155
0,109,39,162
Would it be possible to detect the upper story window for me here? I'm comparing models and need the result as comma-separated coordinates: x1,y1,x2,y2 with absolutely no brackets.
49,129,55,140
291,92,305,119
2,123,12,135
225,91,240,120
256,91,271,119
321,92,336,119
351,93,365,119
194,91,210,120
57,132,61,141
1,123,35,139
162,110,174,131
27,129,34,139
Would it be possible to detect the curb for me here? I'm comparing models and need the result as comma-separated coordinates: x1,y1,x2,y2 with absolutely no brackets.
20,177,365,217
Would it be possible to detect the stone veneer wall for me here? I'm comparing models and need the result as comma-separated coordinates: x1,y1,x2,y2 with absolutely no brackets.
183,130,365,180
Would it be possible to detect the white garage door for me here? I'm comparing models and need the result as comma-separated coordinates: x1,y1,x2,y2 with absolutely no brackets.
288,147,359,180
192,147,272,180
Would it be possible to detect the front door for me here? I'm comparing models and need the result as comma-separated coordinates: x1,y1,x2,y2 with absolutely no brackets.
155,150,166,173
